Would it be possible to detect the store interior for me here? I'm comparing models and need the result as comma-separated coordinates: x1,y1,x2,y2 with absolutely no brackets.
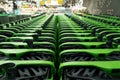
0,0,120,80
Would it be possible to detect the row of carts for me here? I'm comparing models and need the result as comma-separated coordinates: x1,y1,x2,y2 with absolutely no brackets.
0,12,120,80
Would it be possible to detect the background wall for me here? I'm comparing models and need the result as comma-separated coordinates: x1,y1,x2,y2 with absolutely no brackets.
83,0,120,16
